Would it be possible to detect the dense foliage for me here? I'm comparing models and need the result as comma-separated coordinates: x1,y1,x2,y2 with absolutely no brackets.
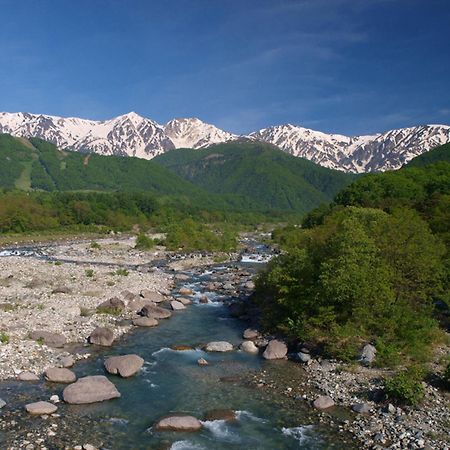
257,147,450,368
154,141,355,213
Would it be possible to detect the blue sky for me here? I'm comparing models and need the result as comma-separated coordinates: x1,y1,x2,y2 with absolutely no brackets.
0,0,449,135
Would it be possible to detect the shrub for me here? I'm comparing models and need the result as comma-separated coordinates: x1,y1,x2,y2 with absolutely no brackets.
96,306,122,316
0,332,9,344
384,367,425,406
115,268,129,276
85,269,95,278
444,362,450,386
90,241,101,249
134,233,155,250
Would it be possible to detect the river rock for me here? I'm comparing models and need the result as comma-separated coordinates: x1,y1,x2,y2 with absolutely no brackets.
96,297,125,313
240,340,259,354
59,355,75,368
104,354,144,377
352,403,371,414
244,281,255,290
205,409,237,421
30,330,66,348
243,328,260,340
0,398,6,408
63,375,121,404
140,290,165,303
140,304,172,319
262,339,288,360
121,290,138,302
170,300,186,311
132,317,159,327
18,371,39,381
89,327,114,346
178,297,192,305
223,283,234,290
197,358,208,366
127,298,151,311
45,367,77,383
205,341,233,352
174,274,190,281
154,415,202,432
313,395,335,410
359,343,377,365
199,296,209,304
25,401,57,415
179,287,193,296
297,351,311,363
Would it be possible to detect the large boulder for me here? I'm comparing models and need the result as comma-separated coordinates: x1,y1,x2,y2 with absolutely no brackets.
132,317,158,327
205,341,233,352
29,331,66,348
89,327,114,346
96,297,125,314
313,395,335,410
240,340,259,354
63,375,121,404
170,300,186,311
25,401,57,415
154,415,202,432
140,304,172,319
104,354,144,378
262,340,288,360
140,290,165,303
359,344,377,365
45,367,77,383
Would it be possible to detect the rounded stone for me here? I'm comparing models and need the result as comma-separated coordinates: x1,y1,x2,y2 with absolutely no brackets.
240,340,259,354
313,395,335,410
25,401,58,415
205,341,233,352
154,415,202,432
45,367,77,384
89,327,114,346
262,339,288,360
104,354,144,378
132,317,159,327
63,375,121,404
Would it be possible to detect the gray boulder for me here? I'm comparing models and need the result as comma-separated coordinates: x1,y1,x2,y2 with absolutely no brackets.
30,331,66,348
59,355,75,368
18,371,39,381
104,354,144,378
178,297,192,305
262,339,288,360
243,328,259,340
205,341,233,352
359,344,377,365
313,395,335,410
0,398,6,409
352,403,371,414
96,297,125,313
140,290,165,303
140,303,172,319
45,367,77,383
63,375,121,404
132,317,158,327
89,327,114,346
297,352,311,363
154,415,202,432
170,300,186,311
240,340,259,354
25,401,57,415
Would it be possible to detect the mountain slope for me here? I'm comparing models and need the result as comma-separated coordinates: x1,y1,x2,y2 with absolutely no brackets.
153,141,356,213
405,142,450,167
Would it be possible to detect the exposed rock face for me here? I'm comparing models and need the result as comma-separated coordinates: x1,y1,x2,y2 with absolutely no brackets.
44,367,77,383
104,354,144,378
63,375,121,404
25,401,58,415
313,395,335,410
170,300,186,310
359,344,377,365
240,340,259,354
205,341,233,352
29,331,66,348
132,317,158,327
262,340,288,360
89,327,115,346
140,303,172,319
154,415,202,432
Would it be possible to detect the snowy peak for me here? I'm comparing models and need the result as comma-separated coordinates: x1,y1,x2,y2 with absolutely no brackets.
0,111,449,172
164,117,237,149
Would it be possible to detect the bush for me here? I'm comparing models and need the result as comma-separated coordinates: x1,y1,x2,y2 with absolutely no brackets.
384,367,425,406
0,332,9,344
134,233,155,250
90,241,101,249
115,268,129,276
85,269,95,278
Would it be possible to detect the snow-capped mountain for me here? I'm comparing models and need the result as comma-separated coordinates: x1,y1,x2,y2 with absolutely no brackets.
0,110,449,172
164,117,237,148
0,111,174,159
250,124,450,172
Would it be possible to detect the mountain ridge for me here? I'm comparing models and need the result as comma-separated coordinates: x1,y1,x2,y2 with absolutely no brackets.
1,110,449,173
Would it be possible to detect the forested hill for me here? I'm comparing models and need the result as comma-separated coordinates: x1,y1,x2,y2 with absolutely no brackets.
153,141,356,214
405,142,450,167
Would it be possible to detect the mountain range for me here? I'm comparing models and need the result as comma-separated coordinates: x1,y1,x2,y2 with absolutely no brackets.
0,111,449,173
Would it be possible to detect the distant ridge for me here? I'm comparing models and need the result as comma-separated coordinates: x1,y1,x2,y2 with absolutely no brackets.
0,111,449,173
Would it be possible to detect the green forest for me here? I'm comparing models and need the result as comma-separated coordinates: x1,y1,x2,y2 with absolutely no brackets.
256,143,450,399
